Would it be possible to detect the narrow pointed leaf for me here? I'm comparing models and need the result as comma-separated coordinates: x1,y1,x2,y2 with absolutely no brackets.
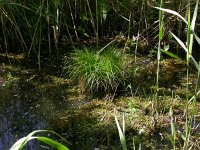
122,113,125,134
191,0,199,31
170,31,188,53
10,136,69,150
10,130,70,150
188,0,199,57
10,137,28,150
187,6,193,56
190,55,199,71
161,49,182,60
154,7,188,24
36,137,69,150
115,115,127,150
194,33,200,45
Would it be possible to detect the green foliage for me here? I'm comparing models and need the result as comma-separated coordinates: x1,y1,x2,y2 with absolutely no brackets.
115,114,127,150
1,0,197,63
155,0,200,149
65,47,127,94
10,130,70,150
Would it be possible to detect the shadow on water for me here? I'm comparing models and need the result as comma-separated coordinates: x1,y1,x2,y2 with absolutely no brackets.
0,74,100,150
0,69,72,149
0,86,47,150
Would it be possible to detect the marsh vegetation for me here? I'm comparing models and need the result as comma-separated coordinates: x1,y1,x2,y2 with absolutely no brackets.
0,0,200,149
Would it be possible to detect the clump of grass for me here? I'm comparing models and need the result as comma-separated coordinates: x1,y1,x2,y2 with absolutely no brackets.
65,47,128,94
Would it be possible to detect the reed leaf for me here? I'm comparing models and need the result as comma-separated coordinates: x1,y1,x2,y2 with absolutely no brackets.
190,0,199,32
170,31,199,71
154,7,188,24
189,0,199,58
115,114,127,150
194,33,200,45
169,31,187,52
10,130,70,150
161,49,182,60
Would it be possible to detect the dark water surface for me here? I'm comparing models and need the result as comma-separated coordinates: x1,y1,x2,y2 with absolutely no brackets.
0,87,47,150
0,78,72,150
0,76,94,150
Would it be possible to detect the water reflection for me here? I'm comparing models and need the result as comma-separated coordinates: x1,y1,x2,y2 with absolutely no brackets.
0,87,47,150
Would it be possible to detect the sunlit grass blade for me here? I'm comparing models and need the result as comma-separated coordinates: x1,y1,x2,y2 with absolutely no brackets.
190,0,199,32
10,136,69,150
34,137,69,150
154,7,187,24
170,31,187,52
161,49,182,60
170,31,199,70
188,0,199,54
10,130,70,150
115,114,127,150
194,33,200,45
10,137,27,150
155,0,164,98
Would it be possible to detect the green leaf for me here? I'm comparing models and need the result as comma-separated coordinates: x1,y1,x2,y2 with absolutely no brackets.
170,32,199,70
161,49,182,60
194,33,200,45
154,7,188,24
10,137,28,150
10,130,70,150
36,137,69,150
11,136,69,150
189,0,199,56
102,4,109,20
190,56,199,72
115,115,127,150
170,31,188,53
187,5,192,60
163,44,169,51
191,0,199,32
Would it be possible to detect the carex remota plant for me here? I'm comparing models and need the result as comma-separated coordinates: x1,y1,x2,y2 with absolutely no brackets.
65,47,127,95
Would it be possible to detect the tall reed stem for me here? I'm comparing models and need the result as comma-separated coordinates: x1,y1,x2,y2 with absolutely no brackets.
96,0,99,47
156,0,163,99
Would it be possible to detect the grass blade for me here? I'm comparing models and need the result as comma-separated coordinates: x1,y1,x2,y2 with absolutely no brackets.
10,130,70,150
10,137,28,150
170,31,188,52
115,115,127,150
194,33,200,45
170,31,199,70
154,7,187,24
189,0,199,58
35,137,69,150
10,136,69,150
161,49,182,60
191,0,199,32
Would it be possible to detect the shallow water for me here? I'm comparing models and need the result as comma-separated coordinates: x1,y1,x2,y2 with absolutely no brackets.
0,87,47,150
0,79,90,150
